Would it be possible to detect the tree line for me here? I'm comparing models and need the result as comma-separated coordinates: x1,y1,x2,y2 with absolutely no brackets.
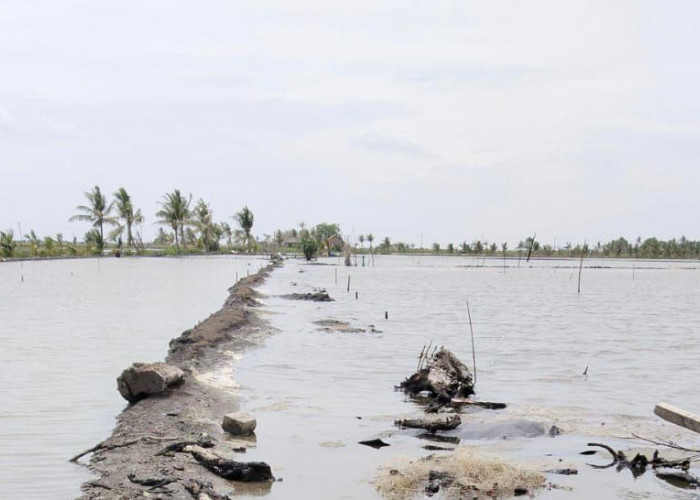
0,186,256,258
1,187,699,260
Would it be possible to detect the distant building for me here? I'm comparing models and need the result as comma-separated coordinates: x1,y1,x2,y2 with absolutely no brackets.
282,236,301,247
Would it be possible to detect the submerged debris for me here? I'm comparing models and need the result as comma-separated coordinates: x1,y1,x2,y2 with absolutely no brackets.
359,438,391,449
314,319,366,333
395,414,462,433
282,290,333,302
585,442,700,487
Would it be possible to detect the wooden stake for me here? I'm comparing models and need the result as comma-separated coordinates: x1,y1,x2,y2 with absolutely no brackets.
466,300,477,385
347,275,351,292
577,242,586,294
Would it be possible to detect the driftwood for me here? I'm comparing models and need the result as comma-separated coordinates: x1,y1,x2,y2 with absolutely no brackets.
400,347,474,404
185,445,274,482
395,414,462,433
451,398,506,410
155,436,215,456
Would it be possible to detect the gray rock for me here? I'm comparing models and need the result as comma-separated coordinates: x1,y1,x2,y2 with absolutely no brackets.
222,411,257,436
117,362,185,402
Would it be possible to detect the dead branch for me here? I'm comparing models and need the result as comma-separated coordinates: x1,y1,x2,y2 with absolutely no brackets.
70,435,179,463
627,433,700,454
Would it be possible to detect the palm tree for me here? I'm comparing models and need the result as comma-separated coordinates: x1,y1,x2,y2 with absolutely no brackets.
235,206,255,252
192,199,221,252
0,229,16,258
27,230,41,256
367,233,374,253
112,187,144,249
220,222,233,247
358,234,365,252
43,236,56,256
55,233,64,254
155,189,192,252
69,186,115,251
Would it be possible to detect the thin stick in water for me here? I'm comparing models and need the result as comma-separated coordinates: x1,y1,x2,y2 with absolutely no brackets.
526,233,536,263
577,242,586,294
422,340,434,370
466,300,477,385
347,275,351,292
416,343,426,371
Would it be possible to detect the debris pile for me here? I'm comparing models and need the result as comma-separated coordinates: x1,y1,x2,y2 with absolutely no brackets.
400,347,475,404
374,448,544,500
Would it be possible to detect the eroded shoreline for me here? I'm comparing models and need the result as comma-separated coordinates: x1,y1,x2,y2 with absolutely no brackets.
77,258,281,499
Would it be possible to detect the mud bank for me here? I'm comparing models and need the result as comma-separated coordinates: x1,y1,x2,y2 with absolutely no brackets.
76,259,281,499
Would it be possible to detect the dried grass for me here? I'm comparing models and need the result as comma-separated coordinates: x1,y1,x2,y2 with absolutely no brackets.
374,447,545,500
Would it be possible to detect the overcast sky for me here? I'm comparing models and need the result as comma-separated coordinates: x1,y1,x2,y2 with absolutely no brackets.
1,1,699,247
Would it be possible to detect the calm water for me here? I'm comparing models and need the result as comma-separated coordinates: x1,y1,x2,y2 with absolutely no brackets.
0,255,265,499
2,254,700,499
234,255,700,499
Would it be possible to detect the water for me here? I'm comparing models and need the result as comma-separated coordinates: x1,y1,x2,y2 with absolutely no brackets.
0,255,265,499
232,255,700,499
2,254,700,499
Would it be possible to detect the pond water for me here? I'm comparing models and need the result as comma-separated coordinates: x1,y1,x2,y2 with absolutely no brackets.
0,255,265,499
2,254,700,499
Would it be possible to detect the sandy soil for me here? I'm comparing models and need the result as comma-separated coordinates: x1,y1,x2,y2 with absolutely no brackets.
76,259,281,500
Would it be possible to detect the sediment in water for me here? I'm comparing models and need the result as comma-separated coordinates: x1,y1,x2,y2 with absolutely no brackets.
76,258,282,500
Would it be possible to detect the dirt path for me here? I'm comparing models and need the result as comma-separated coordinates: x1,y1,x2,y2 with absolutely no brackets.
76,259,281,500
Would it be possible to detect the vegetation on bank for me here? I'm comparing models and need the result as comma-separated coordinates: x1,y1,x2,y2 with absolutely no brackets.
1,185,699,261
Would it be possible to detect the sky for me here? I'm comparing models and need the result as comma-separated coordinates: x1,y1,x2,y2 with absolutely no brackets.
1,0,699,247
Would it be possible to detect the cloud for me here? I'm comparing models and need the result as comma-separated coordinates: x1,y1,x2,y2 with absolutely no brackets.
0,108,17,134
350,133,435,159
